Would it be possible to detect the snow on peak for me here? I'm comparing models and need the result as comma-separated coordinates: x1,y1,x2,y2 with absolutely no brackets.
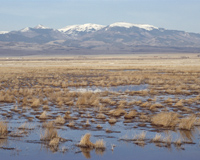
20,27,30,32
20,25,50,32
109,22,158,31
59,23,105,33
0,31,9,34
34,24,50,29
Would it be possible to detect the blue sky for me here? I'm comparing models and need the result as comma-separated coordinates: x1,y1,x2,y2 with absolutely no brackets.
0,0,200,33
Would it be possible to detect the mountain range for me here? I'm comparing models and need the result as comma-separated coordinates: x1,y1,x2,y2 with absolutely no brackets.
0,22,200,56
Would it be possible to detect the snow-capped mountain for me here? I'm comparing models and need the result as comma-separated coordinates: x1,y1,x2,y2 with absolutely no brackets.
59,23,105,36
0,31,9,34
2,24,67,43
34,24,50,29
0,22,200,55
108,22,159,31
20,25,50,32
20,27,31,32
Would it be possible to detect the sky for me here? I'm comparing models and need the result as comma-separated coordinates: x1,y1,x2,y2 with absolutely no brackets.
0,0,200,33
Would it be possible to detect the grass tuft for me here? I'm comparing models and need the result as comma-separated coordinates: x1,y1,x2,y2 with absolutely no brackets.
179,115,196,130
55,116,65,125
151,112,179,128
95,139,106,150
78,133,95,148
0,121,8,136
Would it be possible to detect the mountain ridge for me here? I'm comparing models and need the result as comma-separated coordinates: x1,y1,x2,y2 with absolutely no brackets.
0,22,200,55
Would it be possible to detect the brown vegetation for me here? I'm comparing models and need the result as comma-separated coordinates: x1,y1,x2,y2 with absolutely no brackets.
151,112,179,128
0,56,200,154
124,110,137,119
179,115,196,130
0,121,8,137
78,133,95,148
55,116,65,125
41,127,58,141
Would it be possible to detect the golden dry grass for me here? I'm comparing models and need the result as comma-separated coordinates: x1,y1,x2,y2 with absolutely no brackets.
96,124,102,129
49,137,60,147
164,134,172,145
179,115,196,130
174,138,182,147
96,113,106,119
149,103,163,110
95,139,106,149
78,133,95,148
151,112,179,128
152,133,162,142
31,98,40,107
109,108,126,117
108,118,117,124
134,131,146,141
85,119,90,126
0,55,200,153
0,121,8,136
39,111,48,119
124,110,137,119
54,116,65,125
42,121,54,128
41,127,58,141
67,121,75,127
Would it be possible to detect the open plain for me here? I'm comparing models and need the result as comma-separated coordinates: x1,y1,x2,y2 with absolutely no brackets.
0,53,200,160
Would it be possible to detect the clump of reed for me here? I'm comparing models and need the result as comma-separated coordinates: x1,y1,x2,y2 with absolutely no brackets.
78,133,106,150
108,118,117,124
151,112,179,128
64,112,72,119
174,100,183,107
152,133,162,142
39,111,48,119
42,121,54,128
101,98,116,105
0,121,8,136
134,131,146,141
78,133,95,148
43,105,50,110
41,123,58,141
109,108,126,117
49,137,60,151
54,116,65,125
31,98,40,107
118,100,127,108
163,134,172,146
140,102,151,108
149,103,163,110
76,92,99,106
96,113,106,119
174,138,182,147
164,98,173,104
85,119,90,126
95,139,106,150
179,115,196,130
67,121,75,127
139,114,149,121
18,122,32,130
124,110,137,119
96,124,102,129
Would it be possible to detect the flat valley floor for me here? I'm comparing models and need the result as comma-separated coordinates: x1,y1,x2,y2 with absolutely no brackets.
0,53,200,160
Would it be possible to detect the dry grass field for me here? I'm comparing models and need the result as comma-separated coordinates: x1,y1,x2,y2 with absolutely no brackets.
0,53,200,159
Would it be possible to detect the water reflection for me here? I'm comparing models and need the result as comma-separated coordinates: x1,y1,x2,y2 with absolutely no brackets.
69,84,148,93
80,148,93,159
0,137,7,146
40,142,58,153
79,147,105,159
179,129,195,141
